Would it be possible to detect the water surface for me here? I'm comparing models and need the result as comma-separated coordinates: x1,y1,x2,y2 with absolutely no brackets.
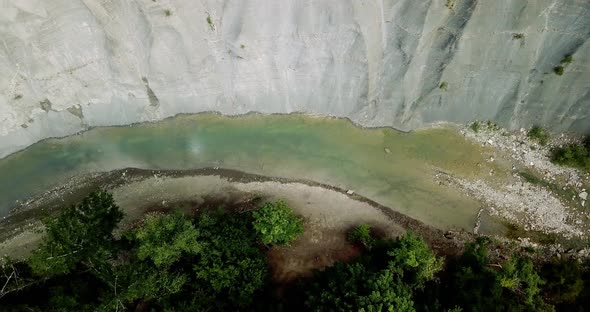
0,114,500,230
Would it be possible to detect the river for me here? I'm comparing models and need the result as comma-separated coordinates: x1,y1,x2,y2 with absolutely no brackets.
0,114,503,230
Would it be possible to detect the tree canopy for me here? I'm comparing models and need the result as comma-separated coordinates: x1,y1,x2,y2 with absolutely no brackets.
2,192,590,311
252,200,304,245
27,190,123,277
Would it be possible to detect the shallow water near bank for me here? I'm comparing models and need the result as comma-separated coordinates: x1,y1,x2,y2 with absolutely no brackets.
0,114,502,230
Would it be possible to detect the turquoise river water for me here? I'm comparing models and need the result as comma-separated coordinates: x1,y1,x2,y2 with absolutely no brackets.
0,114,503,230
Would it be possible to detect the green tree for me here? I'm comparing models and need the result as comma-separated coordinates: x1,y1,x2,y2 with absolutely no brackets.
304,233,442,311
446,238,553,312
305,262,415,312
385,233,443,288
133,212,201,267
498,256,543,305
348,224,375,249
252,200,303,245
192,211,268,307
28,190,123,276
541,259,584,304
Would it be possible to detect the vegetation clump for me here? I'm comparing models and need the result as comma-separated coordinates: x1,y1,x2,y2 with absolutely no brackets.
527,125,550,146
3,192,590,311
164,9,172,16
551,137,590,171
512,33,524,40
253,200,303,245
347,223,375,249
305,232,441,311
554,54,573,76
439,81,448,91
445,0,455,9
554,66,565,76
560,54,573,65
469,120,502,133
207,15,215,31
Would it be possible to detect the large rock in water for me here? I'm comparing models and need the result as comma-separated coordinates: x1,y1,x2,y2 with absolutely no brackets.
0,0,589,157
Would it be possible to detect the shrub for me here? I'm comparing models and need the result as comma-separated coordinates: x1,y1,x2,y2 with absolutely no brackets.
512,33,524,40
553,66,565,75
445,0,455,9
527,125,549,145
207,15,215,31
470,121,481,133
439,81,448,91
348,224,374,248
252,200,303,245
551,143,590,171
560,54,573,64
164,9,172,16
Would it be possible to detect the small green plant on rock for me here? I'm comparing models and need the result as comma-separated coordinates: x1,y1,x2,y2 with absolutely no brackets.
164,9,172,16
553,66,564,76
13,94,22,100
527,125,549,146
439,81,448,91
512,33,524,40
240,44,245,49
207,15,215,31
486,120,500,131
560,54,573,65
554,54,573,76
470,121,481,133
445,0,455,9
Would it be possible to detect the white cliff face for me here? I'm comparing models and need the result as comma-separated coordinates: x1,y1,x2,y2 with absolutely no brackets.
0,0,589,158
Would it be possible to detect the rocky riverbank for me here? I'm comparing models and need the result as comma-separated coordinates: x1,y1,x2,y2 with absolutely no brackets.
439,122,590,239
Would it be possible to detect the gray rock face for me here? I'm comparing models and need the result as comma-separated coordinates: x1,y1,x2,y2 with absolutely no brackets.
1,0,589,158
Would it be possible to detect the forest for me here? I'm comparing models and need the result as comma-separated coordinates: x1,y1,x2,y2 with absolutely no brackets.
1,190,589,311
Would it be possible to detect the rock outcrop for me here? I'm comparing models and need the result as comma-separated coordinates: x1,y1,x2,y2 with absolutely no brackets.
1,0,589,157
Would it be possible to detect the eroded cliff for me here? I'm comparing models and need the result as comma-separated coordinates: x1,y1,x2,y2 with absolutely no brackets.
1,0,589,157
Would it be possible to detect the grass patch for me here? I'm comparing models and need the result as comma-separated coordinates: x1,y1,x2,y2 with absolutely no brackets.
439,81,448,91
512,33,524,40
527,125,549,146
